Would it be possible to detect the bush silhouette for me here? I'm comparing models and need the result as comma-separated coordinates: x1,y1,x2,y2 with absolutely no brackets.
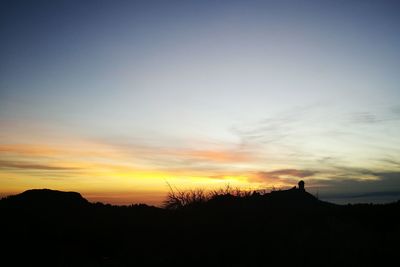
163,184,254,209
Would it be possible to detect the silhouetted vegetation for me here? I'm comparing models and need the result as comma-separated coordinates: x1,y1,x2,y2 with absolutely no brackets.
1,182,399,266
163,184,252,209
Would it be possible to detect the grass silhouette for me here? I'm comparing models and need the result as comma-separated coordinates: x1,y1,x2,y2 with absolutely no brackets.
163,183,254,209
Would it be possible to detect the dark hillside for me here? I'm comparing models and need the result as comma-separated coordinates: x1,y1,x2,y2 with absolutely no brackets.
1,184,399,267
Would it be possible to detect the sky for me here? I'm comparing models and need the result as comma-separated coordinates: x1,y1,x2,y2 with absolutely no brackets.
1,0,400,205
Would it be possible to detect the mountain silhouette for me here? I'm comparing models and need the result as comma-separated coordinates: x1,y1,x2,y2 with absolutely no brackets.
1,188,89,209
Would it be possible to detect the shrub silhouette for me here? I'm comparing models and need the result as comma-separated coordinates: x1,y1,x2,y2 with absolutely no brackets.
163,187,208,209
163,184,254,209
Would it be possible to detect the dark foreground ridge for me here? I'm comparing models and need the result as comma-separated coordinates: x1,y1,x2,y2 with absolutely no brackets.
1,182,399,267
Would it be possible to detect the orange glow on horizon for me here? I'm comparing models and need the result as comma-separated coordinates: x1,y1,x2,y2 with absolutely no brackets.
0,138,337,205
0,141,274,205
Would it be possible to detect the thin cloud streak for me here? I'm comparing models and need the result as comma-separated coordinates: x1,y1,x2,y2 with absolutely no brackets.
0,160,79,171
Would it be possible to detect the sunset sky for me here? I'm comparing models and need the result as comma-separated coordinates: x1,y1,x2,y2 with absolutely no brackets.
1,0,400,205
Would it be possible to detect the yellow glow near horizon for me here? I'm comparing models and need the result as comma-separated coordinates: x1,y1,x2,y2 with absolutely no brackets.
1,124,393,206
0,138,272,205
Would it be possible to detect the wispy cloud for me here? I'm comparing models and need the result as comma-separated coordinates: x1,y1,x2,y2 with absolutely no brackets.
348,112,378,124
95,137,258,173
256,169,317,183
347,109,400,124
306,171,400,201
0,160,79,171
381,158,400,168
0,144,61,156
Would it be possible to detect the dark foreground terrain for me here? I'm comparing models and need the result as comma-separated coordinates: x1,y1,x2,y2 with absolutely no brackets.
1,186,399,267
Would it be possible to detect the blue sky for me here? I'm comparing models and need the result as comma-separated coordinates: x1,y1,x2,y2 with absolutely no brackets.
1,0,400,205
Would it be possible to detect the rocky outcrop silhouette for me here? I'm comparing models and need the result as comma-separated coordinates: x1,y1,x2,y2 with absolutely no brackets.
1,189,89,209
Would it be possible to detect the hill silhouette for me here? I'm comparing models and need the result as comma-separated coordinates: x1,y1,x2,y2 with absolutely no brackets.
1,182,399,266
2,189,89,209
